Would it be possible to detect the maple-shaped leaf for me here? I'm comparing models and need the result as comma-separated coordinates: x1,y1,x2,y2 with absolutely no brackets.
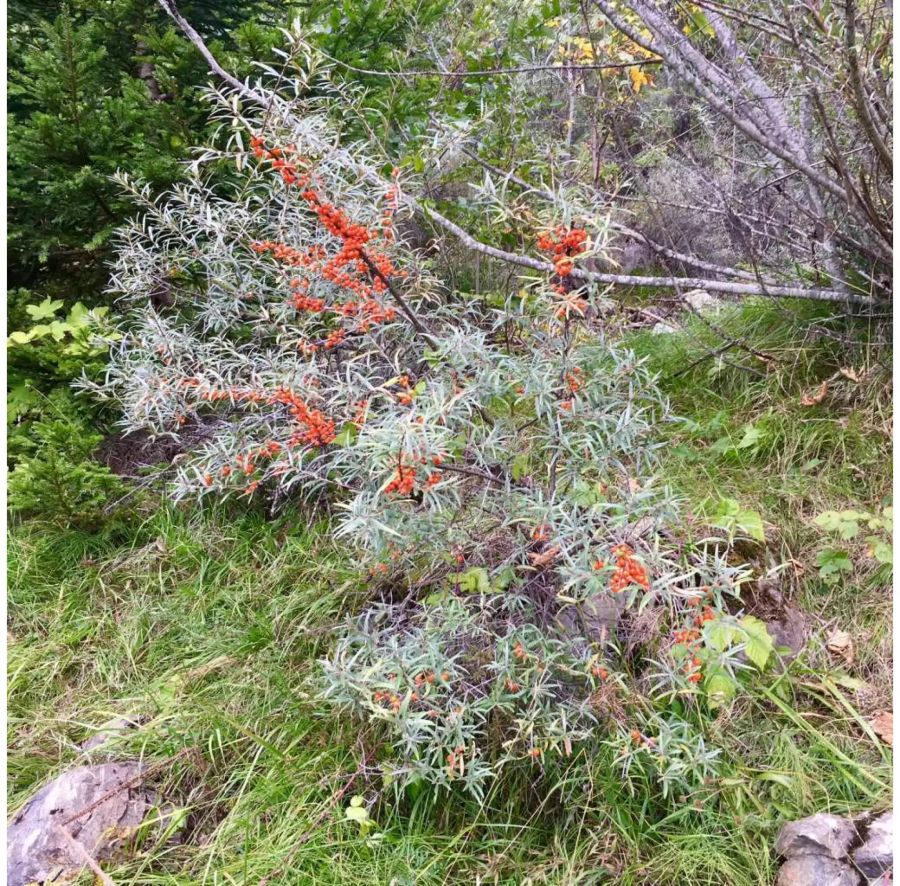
800,381,829,406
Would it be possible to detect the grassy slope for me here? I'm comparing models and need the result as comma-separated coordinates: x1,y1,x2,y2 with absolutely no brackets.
8,302,892,885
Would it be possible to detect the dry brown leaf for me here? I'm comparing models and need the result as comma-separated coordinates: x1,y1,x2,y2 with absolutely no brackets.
528,545,560,568
869,711,892,746
826,629,854,664
838,366,863,383
800,381,829,406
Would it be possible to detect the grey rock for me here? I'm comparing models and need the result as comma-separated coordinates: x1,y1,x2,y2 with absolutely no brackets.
747,578,808,665
853,811,893,877
7,762,163,886
651,321,679,335
776,855,861,886
776,813,858,860
683,288,724,313
556,592,627,647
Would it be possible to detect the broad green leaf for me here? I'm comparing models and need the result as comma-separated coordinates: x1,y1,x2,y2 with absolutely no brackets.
814,510,868,540
865,538,892,566
48,320,70,341
705,669,736,707
333,422,358,447
737,423,766,450
66,302,90,325
345,805,369,822
739,615,774,670
817,548,853,581
708,497,765,541
511,453,530,481
448,567,491,594
25,298,64,320
705,620,737,652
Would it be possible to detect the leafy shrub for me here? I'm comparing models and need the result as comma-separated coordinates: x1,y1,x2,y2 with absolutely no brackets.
8,391,126,529
814,506,893,585
90,53,775,799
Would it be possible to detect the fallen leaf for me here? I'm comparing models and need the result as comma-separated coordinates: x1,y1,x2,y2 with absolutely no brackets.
869,710,892,746
838,366,864,383
528,545,560,568
826,628,854,664
800,381,829,406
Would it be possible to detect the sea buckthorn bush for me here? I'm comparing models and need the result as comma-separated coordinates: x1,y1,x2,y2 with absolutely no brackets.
89,61,775,800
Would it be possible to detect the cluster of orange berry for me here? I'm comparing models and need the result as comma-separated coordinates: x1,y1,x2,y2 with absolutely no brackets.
629,729,656,747
609,544,651,593
530,524,550,543
385,463,418,496
250,134,403,342
372,689,403,713
590,664,609,679
288,278,326,313
271,387,336,446
250,136,311,188
565,367,583,394
416,670,451,687
671,597,716,684
251,240,316,268
384,457,443,497
173,381,336,484
536,225,589,293
394,374,414,405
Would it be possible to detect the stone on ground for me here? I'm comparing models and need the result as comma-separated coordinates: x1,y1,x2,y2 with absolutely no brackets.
7,762,163,886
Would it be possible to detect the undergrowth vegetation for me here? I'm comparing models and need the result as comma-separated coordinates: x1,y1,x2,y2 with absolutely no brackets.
9,296,892,883
6,5,892,885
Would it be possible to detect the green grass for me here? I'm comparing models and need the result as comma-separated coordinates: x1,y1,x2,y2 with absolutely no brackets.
628,299,892,696
8,302,891,884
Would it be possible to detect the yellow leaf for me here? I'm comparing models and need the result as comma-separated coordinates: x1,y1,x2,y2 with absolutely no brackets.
629,66,652,93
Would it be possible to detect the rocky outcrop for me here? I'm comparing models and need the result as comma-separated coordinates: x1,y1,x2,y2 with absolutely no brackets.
7,762,167,886
774,810,893,886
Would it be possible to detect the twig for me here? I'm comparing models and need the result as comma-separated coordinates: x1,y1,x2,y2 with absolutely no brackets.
55,826,116,886
359,250,438,348
60,748,193,828
320,53,663,79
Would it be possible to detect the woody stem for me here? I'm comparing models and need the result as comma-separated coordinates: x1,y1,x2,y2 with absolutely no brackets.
359,250,439,349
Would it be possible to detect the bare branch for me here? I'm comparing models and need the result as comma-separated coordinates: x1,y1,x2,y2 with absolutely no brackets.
156,0,876,307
